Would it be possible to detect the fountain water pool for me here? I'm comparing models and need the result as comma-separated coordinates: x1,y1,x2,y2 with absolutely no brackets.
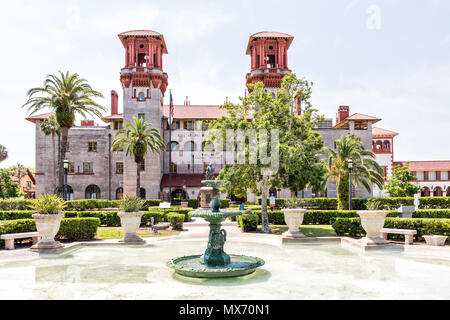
0,240,449,300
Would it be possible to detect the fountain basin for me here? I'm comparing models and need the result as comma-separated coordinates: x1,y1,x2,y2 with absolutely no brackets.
167,254,265,278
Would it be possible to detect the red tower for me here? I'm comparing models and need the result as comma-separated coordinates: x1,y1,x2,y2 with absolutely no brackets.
245,31,294,91
118,30,168,95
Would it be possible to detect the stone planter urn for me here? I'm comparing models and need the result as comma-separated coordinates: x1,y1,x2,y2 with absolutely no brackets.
31,214,64,251
423,235,448,246
357,210,389,245
117,212,145,244
282,208,307,239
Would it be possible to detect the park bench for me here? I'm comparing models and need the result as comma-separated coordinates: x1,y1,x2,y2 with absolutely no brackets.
1,232,40,250
380,228,417,245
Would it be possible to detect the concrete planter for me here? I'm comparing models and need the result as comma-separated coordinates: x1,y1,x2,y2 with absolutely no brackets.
357,210,389,245
31,213,64,251
282,208,307,238
423,235,448,246
118,211,145,244
398,205,415,218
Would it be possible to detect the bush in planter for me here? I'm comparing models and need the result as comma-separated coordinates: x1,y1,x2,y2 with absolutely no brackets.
119,196,145,212
167,213,184,230
56,218,100,241
32,194,66,214
237,214,259,232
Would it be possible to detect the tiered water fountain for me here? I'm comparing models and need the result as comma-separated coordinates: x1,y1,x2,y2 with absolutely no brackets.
167,167,264,278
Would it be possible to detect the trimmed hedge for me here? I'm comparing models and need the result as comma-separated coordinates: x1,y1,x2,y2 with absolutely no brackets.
332,217,450,240
237,214,259,232
167,213,184,230
56,218,100,241
0,218,101,243
142,211,166,225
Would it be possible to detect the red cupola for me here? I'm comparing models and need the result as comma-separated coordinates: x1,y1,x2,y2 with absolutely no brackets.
118,30,168,95
245,31,294,91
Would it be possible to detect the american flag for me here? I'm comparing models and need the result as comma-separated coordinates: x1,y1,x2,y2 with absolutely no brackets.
169,90,174,125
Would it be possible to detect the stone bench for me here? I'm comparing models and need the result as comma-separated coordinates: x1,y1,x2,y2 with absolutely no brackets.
380,228,417,245
1,232,40,250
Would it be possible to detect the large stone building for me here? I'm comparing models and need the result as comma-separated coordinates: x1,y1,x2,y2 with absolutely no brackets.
28,30,385,201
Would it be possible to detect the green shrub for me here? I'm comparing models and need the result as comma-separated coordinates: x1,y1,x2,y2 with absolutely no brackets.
237,214,259,232
220,199,230,208
76,211,120,227
0,218,100,243
119,196,145,212
142,211,166,225
188,199,199,209
56,218,100,241
0,200,35,211
32,194,66,214
167,213,184,230
332,217,450,240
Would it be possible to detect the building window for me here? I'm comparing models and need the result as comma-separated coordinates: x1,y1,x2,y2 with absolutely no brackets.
83,162,93,173
140,188,146,199
187,163,191,171
88,142,97,152
66,143,70,152
202,121,210,131
184,120,194,130
68,162,75,174
169,141,179,151
133,89,136,98
116,187,124,200
26,181,31,189
138,92,145,101
140,159,145,172
138,113,145,121
170,162,177,173
146,89,150,98
185,141,196,151
116,162,124,174
85,185,101,199
114,121,123,130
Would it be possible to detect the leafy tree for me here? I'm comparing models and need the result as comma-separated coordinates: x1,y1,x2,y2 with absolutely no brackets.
0,144,7,163
322,133,384,209
0,169,22,199
22,71,105,197
112,117,165,197
206,74,325,233
40,115,61,193
385,163,420,197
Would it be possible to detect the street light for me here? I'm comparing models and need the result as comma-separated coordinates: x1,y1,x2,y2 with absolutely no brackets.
63,160,69,201
348,159,353,210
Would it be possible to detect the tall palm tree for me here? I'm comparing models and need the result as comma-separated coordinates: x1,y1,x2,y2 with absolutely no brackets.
111,117,165,197
22,71,105,196
321,133,384,209
40,115,61,193
0,144,7,163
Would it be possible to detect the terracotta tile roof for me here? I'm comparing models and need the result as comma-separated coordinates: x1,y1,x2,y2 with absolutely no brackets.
333,113,381,128
103,114,124,122
396,161,450,172
161,173,217,187
118,30,168,53
372,127,399,138
246,31,294,54
163,105,229,119
25,112,55,123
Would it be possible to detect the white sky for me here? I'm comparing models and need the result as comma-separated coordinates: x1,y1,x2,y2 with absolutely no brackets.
0,0,449,168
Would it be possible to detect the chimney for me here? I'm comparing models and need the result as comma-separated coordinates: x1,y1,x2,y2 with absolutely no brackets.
111,90,119,115
336,106,350,124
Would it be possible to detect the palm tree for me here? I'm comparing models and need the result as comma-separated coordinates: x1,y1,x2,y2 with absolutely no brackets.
321,133,384,209
0,144,7,163
111,117,165,197
22,71,105,196
40,115,61,193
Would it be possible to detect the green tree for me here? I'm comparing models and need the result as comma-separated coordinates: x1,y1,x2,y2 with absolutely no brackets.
0,144,7,163
206,74,325,233
385,163,420,197
111,117,165,197
22,71,105,196
40,115,61,193
322,133,385,210
0,169,22,199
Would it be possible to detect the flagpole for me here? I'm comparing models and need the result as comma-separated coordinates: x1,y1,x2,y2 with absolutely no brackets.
168,90,173,205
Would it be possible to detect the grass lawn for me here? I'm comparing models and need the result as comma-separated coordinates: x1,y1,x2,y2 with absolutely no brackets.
96,227,179,240
257,225,337,237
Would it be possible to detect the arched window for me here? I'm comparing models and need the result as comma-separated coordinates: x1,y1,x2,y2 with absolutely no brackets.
269,188,277,197
383,140,390,150
447,187,450,197
421,187,430,197
168,141,179,151
376,141,382,150
116,187,124,200
202,141,214,152
65,185,74,200
85,185,101,199
434,187,443,197
172,189,187,200
184,141,196,151
140,188,146,199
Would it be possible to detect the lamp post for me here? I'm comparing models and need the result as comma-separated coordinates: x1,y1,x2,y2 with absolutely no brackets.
63,160,69,201
348,159,353,210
